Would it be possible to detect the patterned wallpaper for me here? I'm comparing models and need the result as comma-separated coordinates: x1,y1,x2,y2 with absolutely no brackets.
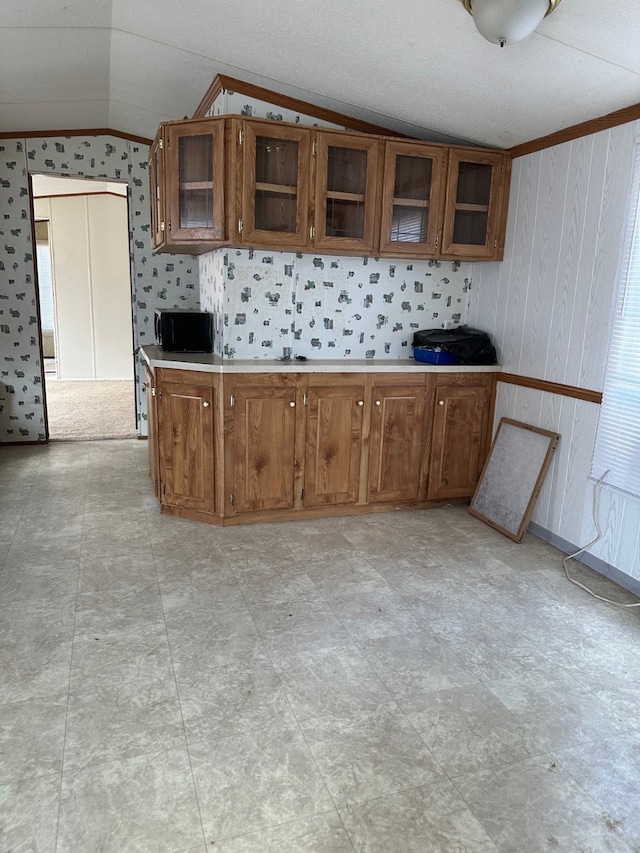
206,90,345,130
0,135,199,443
199,249,470,360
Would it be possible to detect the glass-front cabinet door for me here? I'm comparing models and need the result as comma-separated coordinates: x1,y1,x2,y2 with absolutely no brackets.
166,119,225,243
440,149,507,259
313,132,380,254
241,121,311,249
149,131,164,249
379,141,446,257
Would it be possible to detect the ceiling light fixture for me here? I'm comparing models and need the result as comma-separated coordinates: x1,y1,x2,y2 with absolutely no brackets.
461,0,562,47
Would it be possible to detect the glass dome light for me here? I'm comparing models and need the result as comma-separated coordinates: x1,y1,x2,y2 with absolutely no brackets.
461,0,562,47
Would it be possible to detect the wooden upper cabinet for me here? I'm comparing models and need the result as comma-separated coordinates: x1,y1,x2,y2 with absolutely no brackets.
150,115,511,261
368,379,427,503
440,149,509,260
239,120,312,249
165,119,226,244
149,133,164,250
379,142,446,257
157,373,216,513
313,131,380,255
304,382,366,507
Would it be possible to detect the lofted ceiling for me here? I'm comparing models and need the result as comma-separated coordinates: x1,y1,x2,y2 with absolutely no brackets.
1,0,639,150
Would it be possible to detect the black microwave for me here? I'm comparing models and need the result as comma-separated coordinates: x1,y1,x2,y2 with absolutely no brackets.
154,309,213,353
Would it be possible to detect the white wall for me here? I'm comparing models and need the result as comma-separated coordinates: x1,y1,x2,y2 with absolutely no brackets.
468,120,640,584
34,192,133,380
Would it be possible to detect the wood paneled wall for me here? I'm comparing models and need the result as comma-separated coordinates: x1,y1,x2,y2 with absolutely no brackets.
468,120,640,581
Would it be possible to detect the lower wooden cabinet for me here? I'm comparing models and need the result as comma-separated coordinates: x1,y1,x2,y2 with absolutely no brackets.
304,381,366,507
427,375,494,500
156,369,217,513
368,379,427,503
150,366,495,525
226,378,298,513
144,366,159,497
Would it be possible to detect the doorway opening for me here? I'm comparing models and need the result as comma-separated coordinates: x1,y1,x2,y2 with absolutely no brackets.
31,174,137,441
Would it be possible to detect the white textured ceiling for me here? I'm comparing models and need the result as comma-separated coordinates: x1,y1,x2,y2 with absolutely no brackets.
1,0,639,149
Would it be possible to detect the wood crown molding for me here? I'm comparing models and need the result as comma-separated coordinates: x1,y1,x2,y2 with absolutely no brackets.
191,74,411,138
498,372,602,404
0,128,153,146
509,102,640,159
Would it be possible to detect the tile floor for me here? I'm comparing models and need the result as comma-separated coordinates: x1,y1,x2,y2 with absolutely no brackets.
1,439,640,852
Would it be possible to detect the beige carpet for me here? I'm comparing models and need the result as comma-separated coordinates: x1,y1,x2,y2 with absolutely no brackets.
45,379,137,441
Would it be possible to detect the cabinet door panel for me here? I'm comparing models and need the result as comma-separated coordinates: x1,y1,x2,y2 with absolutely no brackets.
149,133,164,249
440,150,507,259
241,121,311,249
166,120,225,243
428,383,488,500
304,385,365,506
145,367,159,497
313,132,380,255
158,381,215,511
234,386,297,512
369,384,425,503
379,142,446,257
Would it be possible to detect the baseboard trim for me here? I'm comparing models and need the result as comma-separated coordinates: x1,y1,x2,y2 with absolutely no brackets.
528,521,640,598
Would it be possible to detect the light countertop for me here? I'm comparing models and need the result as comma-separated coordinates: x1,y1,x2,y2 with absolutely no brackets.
141,346,500,374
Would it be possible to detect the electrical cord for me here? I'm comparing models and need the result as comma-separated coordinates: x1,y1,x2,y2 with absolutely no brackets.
563,469,640,607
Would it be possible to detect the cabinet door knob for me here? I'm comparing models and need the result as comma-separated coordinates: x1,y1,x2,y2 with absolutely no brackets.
438,400,444,406
289,401,296,407
203,401,210,408
358,400,364,406
375,400,381,406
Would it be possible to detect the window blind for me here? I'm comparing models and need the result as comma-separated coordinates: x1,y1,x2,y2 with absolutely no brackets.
592,141,640,497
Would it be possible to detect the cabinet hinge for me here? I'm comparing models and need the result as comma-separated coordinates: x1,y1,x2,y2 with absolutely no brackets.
301,488,305,499
160,221,165,232
239,129,244,145
151,387,156,397
312,140,317,155
230,394,235,407
158,139,163,150
442,155,446,168
303,393,308,406
230,494,236,505
157,389,162,398
238,219,243,234
494,237,498,248
310,226,315,239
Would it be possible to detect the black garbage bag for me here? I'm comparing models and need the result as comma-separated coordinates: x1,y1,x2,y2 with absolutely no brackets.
412,326,497,365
